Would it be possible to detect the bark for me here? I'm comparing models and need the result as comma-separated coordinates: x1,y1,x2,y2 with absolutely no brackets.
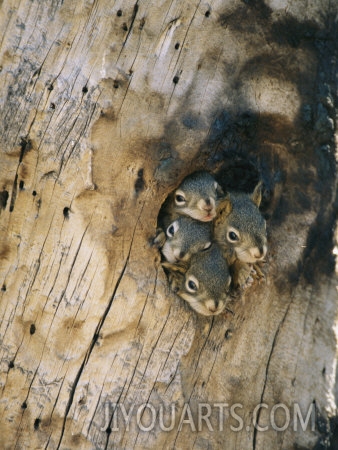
0,0,337,449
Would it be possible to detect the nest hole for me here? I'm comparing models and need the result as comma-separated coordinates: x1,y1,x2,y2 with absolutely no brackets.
153,159,268,316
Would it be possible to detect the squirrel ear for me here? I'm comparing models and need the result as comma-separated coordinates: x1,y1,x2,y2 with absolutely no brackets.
162,261,188,292
162,261,188,275
214,194,232,227
216,194,232,215
251,181,263,207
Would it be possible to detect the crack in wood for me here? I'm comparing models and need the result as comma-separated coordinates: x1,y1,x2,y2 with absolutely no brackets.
164,360,180,395
8,137,34,212
172,316,214,448
9,173,18,213
86,355,118,435
252,300,292,449
56,256,131,448
121,2,139,51
135,291,150,331
166,0,202,112
104,375,132,449
117,344,145,406
131,319,193,445
190,318,215,379
56,226,89,309
56,203,145,448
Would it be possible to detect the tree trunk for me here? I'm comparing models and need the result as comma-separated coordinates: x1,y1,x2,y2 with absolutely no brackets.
0,1,337,449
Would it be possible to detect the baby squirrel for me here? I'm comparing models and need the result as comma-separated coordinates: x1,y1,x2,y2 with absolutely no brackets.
154,170,222,261
214,182,267,288
161,171,224,223
160,216,212,263
162,243,232,316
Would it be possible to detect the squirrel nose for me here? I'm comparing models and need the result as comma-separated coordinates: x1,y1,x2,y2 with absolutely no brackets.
252,249,262,259
202,199,213,212
207,300,219,313
174,248,189,261
252,245,267,260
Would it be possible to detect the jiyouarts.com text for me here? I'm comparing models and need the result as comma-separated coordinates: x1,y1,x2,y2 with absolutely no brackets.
100,401,316,433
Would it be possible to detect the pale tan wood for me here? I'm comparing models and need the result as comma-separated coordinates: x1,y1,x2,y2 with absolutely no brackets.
0,1,337,449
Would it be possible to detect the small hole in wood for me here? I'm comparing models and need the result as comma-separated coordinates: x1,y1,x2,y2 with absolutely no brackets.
19,180,24,190
21,401,27,409
0,190,9,208
173,76,180,84
32,190,37,196
224,329,233,340
113,80,119,89
117,9,122,17
106,427,112,434
30,324,36,335
205,10,211,17
50,102,56,109
63,207,70,219
134,168,145,194
47,84,54,91
122,23,128,31
1,284,6,292
34,418,41,430
9,361,14,369
82,86,88,94
175,43,180,50
139,17,145,30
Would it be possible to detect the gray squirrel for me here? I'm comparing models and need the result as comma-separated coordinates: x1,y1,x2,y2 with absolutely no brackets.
213,182,267,287
160,216,212,263
161,171,224,223
154,171,222,261
162,243,232,316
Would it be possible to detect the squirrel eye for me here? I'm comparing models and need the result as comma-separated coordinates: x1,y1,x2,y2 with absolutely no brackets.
228,231,239,242
166,221,178,237
167,225,175,237
175,193,186,204
188,280,197,291
186,276,199,293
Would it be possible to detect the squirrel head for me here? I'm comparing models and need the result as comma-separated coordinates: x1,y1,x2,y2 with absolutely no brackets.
214,182,267,263
172,171,224,222
161,216,212,263
162,244,232,316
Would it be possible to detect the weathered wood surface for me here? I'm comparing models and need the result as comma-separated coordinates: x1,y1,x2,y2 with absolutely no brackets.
0,0,337,449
